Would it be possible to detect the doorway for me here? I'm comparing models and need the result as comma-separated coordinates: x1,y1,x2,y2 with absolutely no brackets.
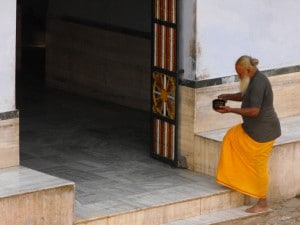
17,0,154,174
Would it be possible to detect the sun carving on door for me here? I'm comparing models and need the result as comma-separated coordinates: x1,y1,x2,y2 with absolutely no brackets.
152,72,176,120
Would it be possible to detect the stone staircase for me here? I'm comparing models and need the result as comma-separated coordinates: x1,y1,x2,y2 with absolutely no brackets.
0,166,265,225
0,167,264,225
74,175,259,225
74,195,262,225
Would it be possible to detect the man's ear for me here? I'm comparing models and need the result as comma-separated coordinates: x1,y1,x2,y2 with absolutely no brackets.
247,67,252,74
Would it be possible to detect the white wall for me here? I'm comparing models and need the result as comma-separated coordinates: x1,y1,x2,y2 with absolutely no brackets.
178,0,197,80
182,0,300,80
0,1,16,112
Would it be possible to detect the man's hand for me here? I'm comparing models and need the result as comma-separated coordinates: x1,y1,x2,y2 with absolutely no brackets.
215,105,231,114
218,94,228,101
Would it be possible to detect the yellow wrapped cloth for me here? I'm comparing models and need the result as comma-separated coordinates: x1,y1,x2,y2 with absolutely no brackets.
216,124,274,198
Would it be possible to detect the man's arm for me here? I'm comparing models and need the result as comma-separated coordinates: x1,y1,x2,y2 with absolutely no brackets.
216,106,260,117
218,92,243,102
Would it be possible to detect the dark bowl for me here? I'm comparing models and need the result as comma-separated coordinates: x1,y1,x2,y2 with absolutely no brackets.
212,99,226,110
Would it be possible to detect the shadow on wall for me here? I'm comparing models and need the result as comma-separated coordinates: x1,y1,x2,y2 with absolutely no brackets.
46,20,151,111
18,0,152,111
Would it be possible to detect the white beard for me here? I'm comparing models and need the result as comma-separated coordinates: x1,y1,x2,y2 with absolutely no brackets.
240,76,250,95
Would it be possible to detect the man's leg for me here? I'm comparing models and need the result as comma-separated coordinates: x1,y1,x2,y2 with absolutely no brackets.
246,198,268,213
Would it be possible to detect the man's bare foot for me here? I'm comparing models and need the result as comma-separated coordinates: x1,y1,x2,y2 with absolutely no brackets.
245,204,268,213
245,198,269,213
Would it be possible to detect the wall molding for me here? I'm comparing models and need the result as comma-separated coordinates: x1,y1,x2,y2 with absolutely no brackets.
0,110,19,121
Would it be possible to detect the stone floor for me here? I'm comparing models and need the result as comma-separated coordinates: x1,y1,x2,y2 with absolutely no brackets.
17,83,231,220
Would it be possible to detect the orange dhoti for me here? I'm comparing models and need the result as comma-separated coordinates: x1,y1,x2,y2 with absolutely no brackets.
216,124,274,198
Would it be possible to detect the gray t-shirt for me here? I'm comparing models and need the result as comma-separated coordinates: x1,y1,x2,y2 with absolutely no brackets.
241,70,281,143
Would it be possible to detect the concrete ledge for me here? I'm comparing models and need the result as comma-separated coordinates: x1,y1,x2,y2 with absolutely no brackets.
195,115,300,202
0,166,75,225
0,117,19,169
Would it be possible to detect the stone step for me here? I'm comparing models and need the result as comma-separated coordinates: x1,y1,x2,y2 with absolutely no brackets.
161,206,271,225
75,175,246,225
0,166,75,225
195,115,300,201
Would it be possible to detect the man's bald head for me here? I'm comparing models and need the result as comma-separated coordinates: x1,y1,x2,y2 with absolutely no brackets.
236,55,259,68
235,55,259,79
235,55,259,94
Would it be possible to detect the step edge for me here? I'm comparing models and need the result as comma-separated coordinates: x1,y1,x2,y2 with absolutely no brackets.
162,206,272,225
75,189,240,224
0,182,75,200
0,166,75,199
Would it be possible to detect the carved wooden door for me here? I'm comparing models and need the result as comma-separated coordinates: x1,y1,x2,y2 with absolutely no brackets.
151,0,178,165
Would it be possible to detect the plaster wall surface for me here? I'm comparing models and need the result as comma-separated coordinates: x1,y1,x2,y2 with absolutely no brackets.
0,0,16,113
178,0,197,80
181,0,300,80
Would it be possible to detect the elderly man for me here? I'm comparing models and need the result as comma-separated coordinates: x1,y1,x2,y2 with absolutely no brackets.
215,55,281,213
